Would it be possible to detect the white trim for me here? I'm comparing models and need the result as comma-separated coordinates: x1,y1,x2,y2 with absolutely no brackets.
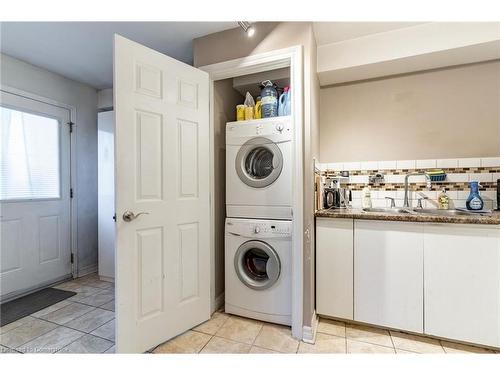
77,263,98,278
213,292,225,314
199,46,298,81
199,45,304,340
208,78,216,315
0,84,78,280
99,275,115,283
302,310,319,344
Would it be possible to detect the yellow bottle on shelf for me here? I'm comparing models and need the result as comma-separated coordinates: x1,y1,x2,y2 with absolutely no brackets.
244,105,254,120
255,97,262,119
236,105,245,121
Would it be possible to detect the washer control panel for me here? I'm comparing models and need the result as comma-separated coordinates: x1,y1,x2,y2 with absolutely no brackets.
226,117,292,137
226,218,292,238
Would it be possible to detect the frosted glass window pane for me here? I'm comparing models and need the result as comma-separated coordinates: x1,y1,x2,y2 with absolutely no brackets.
1,106,60,200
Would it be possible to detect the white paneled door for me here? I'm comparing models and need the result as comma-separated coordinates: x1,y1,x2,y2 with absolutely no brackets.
0,91,72,299
113,35,210,353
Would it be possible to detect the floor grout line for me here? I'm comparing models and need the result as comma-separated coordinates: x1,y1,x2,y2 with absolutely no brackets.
197,333,216,353
19,308,115,347
388,330,397,352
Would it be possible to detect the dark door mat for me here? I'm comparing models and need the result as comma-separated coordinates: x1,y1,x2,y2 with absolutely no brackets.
1,287,76,327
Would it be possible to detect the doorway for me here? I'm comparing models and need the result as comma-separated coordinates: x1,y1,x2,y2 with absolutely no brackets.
1,90,74,301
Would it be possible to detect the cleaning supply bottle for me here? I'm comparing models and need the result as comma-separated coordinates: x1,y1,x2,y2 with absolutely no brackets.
236,105,245,121
255,96,262,119
466,181,484,210
260,80,278,118
278,86,289,116
285,86,291,115
362,186,372,209
438,188,449,210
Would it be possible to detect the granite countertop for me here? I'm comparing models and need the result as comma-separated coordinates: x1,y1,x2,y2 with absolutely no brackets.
315,208,500,225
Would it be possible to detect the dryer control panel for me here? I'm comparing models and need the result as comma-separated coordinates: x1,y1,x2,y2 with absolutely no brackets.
226,218,292,239
226,116,292,144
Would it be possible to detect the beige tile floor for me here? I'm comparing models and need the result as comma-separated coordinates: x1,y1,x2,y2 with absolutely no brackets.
2,273,499,355
153,313,500,354
0,273,115,353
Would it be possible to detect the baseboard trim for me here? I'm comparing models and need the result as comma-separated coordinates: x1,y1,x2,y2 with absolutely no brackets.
302,310,319,344
77,263,98,278
212,292,225,314
99,275,114,283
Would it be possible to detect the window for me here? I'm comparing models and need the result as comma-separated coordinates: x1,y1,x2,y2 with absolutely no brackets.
1,106,60,200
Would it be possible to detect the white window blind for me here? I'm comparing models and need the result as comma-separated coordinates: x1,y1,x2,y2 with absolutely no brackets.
1,106,60,200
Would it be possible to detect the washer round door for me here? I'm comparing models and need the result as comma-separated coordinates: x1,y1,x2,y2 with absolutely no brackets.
234,240,281,290
235,137,283,188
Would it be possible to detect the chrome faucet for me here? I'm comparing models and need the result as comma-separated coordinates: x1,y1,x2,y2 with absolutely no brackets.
403,172,432,208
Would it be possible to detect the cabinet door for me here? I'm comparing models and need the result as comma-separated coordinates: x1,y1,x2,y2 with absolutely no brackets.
424,223,500,348
354,220,424,333
316,218,354,319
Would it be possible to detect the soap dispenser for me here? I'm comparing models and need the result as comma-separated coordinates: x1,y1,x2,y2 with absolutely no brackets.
438,188,449,210
466,181,484,210
362,186,372,209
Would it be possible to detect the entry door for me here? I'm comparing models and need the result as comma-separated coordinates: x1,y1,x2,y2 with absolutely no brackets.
114,35,210,353
0,91,72,300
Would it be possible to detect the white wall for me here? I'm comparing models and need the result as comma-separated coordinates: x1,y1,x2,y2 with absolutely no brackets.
1,53,99,276
97,88,113,110
319,60,500,162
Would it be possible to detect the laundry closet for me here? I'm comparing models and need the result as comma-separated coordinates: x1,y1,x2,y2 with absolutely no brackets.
211,67,294,325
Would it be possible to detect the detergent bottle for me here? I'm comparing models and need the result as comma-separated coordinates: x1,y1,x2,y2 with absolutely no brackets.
466,181,484,210
278,86,289,116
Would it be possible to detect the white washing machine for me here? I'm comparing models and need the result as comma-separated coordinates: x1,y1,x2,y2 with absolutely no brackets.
225,218,292,325
226,116,292,220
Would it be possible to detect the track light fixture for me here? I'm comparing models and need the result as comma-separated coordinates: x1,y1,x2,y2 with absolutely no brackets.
238,21,255,37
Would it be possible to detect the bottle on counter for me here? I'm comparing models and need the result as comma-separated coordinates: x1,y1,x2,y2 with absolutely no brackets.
438,188,450,210
362,186,372,209
466,181,484,210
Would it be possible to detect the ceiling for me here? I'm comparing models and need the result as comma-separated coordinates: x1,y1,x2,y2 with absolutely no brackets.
0,22,433,90
313,22,428,46
0,22,237,89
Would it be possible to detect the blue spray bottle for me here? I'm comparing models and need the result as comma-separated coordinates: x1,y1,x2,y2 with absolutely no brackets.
466,181,484,210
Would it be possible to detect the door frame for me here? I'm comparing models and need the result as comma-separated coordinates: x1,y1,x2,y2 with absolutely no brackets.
0,84,78,280
199,45,304,339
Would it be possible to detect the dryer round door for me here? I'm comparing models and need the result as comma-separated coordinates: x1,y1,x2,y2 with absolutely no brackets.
235,137,283,188
234,240,281,290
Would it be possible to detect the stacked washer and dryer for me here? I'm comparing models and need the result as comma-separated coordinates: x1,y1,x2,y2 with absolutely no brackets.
225,116,293,326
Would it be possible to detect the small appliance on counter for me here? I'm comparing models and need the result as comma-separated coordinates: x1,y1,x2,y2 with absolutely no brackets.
323,176,351,209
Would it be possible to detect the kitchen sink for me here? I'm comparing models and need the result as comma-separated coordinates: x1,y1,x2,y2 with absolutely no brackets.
362,207,411,214
412,208,489,216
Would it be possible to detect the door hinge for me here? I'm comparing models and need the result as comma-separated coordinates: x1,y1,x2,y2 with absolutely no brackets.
70,253,74,264
70,188,74,198
68,121,74,133
113,214,116,222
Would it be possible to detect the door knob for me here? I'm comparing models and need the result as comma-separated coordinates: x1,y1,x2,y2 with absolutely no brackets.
122,210,149,222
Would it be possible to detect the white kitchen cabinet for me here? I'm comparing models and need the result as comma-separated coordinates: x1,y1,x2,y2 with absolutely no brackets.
424,223,500,348
316,218,354,320
354,220,424,333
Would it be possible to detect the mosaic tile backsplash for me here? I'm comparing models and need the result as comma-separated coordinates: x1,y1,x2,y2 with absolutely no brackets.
317,157,500,210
